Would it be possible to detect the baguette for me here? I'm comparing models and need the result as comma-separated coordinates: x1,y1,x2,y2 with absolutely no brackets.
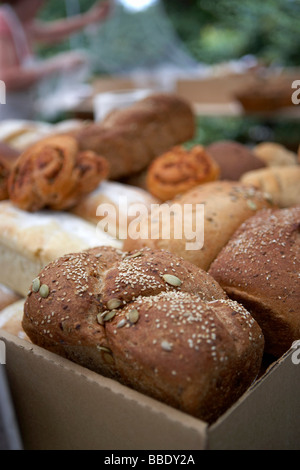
22,246,264,423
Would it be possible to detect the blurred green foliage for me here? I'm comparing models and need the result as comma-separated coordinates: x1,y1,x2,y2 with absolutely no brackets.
185,116,300,151
162,0,300,66
37,0,300,145
37,0,300,66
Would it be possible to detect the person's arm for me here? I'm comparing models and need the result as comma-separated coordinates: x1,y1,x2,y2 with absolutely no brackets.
0,37,86,91
28,0,113,45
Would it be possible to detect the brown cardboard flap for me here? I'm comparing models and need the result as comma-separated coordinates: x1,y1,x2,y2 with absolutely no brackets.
208,348,300,450
0,331,208,450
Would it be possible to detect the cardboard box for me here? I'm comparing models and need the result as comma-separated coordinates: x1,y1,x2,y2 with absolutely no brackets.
0,329,299,450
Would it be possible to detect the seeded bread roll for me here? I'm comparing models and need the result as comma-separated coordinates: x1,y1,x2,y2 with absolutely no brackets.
209,207,300,357
23,246,264,423
123,181,274,270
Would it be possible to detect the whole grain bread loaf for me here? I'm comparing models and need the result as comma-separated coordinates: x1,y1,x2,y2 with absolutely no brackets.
22,246,264,423
72,93,196,181
209,207,300,357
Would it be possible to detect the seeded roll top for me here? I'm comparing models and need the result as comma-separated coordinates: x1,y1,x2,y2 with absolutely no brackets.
209,207,300,357
23,246,264,423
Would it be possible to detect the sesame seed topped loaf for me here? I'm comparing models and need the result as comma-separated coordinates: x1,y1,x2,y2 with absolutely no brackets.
209,207,300,357
23,246,264,423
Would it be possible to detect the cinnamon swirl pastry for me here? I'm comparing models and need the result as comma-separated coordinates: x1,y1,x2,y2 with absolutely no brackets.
146,145,220,201
8,135,109,212
0,142,20,201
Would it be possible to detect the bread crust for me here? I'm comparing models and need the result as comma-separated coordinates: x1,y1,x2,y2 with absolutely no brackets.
209,207,300,357
71,180,159,239
0,201,122,296
72,93,196,180
241,166,300,208
23,246,264,423
123,181,274,270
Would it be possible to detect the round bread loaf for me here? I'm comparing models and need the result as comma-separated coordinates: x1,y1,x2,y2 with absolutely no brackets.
23,246,264,423
209,207,300,357
123,181,274,271
206,140,265,181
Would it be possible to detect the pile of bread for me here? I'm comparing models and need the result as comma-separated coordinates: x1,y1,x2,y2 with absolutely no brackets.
0,92,299,424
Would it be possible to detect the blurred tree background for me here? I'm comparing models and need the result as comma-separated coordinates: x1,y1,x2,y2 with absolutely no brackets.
37,0,300,66
162,0,300,66
36,0,300,148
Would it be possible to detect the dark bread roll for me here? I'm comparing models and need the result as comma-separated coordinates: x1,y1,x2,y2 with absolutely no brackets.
206,140,265,181
23,246,264,423
209,207,300,357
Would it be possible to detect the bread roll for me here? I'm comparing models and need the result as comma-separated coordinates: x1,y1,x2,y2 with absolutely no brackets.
241,166,300,208
71,180,159,239
8,135,109,212
0,299,28,341
205,140,265,180
72,93,196,181
209,207,300,357
123,181,274,271
22,246,264,423
0,201,122,297
146,145,220,202
253,142,298,167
